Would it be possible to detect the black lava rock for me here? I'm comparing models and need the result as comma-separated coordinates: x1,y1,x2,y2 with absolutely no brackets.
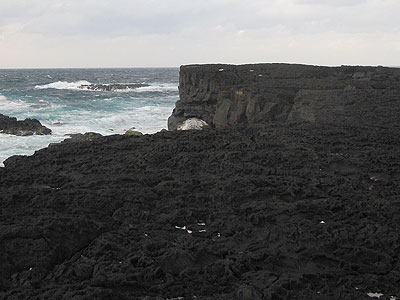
1,122,400,299
0,114,51,136
79,83,149,91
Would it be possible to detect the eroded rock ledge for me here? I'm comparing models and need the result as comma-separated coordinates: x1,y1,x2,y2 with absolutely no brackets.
168,63,400,129
0,114,51,136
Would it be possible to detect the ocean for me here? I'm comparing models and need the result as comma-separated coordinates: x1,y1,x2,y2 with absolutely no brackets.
0,68,179,166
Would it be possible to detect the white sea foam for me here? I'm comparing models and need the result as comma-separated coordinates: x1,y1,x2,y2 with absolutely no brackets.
35,80,92,90
40,104,172,137
0,94,32,112
1,69,179,167
134,84,178,93
34,81,177,93
0,134,66,167
0,100,174,166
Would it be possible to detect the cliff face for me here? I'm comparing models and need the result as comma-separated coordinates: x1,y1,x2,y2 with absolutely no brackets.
168,63,400,129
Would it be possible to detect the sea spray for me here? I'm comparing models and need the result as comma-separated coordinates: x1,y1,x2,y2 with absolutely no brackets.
0,68,179,166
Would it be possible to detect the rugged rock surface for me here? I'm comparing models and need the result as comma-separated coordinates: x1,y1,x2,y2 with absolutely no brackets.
168,64,400,129
1,63,400,299
1,122,400,299
0,114,51,136
79,83,149,91
64,132,103,142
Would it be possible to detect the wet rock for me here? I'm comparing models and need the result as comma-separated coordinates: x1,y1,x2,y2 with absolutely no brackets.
3,155,28,168
64,132,103,142
0,113,51,136
167,110,186,131
79,83,149,91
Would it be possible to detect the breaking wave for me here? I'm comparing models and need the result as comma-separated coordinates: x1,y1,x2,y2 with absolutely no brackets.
0,94,32,112
134,84,178,93
35,80,92,90
34,81,177,93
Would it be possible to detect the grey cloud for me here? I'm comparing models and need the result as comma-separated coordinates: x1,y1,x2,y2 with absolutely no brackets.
4,0,218,36
1,0,400,37
1,0,400,67
295,0,367,6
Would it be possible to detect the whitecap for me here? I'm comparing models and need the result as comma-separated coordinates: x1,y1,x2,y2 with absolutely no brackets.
34,80,91,90
0,95,32,112
134,84,178,93
0,134,66,167
0,100,175,166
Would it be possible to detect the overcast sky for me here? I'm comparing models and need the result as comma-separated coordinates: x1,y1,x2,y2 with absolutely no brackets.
0,0,399,68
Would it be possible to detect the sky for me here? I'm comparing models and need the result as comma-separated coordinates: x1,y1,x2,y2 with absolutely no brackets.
0,0,399,68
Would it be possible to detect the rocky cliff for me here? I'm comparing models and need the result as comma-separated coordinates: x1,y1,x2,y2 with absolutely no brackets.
168,63,400,129
2,64,400,300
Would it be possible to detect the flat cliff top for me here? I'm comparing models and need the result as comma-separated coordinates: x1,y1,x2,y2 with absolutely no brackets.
179,63,400,91
181,63,400,76
1,122,400,299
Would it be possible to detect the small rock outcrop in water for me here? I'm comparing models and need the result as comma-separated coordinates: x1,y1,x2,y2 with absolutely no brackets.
64,132,103,142
168,63,400,129
0,114,51,136
79,83,149,91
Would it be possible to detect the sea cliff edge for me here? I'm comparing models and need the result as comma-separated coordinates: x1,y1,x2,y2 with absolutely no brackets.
169,63,400,130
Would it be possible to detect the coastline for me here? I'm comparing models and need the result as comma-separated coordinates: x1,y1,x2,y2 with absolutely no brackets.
1,63,400,299
0,68,179,166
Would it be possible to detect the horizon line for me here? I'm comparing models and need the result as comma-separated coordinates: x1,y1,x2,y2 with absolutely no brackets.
0,66,180,70
1,63,399,70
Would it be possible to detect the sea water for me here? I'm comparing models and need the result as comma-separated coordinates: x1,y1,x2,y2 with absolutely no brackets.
0,68,179,166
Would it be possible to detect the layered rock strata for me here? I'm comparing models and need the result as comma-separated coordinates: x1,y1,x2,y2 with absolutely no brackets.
168,63,400,129
0,114,51,136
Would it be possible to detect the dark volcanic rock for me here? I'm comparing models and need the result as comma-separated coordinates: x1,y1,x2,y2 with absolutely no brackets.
0,114,51,136
79,83,149,91
1,122,400,299
168,63,400,129
64,132,103,142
